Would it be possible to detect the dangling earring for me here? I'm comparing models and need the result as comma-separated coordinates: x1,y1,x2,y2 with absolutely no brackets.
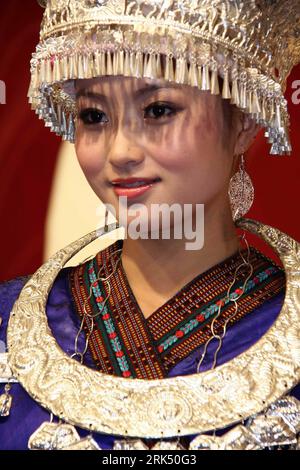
228,154,254,221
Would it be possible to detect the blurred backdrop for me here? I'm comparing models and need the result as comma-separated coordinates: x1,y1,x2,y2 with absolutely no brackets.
0,1,299,282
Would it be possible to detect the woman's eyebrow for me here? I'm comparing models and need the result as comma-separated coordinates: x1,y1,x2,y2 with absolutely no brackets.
75,83,181,101
133,83,180,98
75,90,107,102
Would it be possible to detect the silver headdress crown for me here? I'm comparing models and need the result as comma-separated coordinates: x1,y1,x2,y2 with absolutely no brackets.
29,0,300,155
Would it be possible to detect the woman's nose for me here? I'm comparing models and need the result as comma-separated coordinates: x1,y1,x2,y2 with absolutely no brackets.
107,128,144,169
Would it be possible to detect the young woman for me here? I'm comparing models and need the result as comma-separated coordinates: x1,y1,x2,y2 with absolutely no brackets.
0,0,299,450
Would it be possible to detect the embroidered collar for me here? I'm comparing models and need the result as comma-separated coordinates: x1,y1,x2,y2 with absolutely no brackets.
69,241,285,379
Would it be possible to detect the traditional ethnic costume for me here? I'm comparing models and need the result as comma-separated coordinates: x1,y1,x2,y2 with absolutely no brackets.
1,0,300,450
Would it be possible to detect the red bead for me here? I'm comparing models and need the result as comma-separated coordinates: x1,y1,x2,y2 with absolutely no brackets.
103,313,110,320
122,370,131,378
116,351,124,358
196,314,205,322
96,296,104,302
253,277,259,284
235,288,243,295
92,281,98,287
216,299,225,307
158,345,164,353
175,330,184,338
109,332,117,339
88,268,94,274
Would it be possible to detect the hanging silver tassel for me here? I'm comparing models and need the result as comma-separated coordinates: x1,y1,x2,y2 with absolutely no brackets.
156,54,162,78
62,56,69,80
93,51,101,76
46,59,52,83
124,50,130,76
113,50,121,75
176,56,188,84
62,110,67,139
83,55,88,78
77,55,84,79
188,62,200,88
239,81,247,109
230,78,240,107
54,58,62,82
201,64,211,90
261,97,267,124
87,55,93,78
68,113,75,143
28,75,36,100
129,51,136,75
69,54,76,78
252,90,261,115
164,55,174,81
175,56,183,83
135,51,143,78
197,65,202,90
106,51,113,75
100,51,106,75
117,50,124,75
150,53,158,79
40,59,46,84
275,103,282,129
268,97,275,125
222,70,231,99
113,50,118,75
210,69,220,95
144,53,155,79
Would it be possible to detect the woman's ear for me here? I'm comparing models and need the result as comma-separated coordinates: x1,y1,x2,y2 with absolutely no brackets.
233,112,261,156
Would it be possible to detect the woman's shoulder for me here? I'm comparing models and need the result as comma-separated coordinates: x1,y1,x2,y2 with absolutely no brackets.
0,274,31,325
0,273,32,298
0,268,73,344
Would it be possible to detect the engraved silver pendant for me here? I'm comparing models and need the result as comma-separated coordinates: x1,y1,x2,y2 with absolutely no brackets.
28,422,81,450
0,386,12,417
0,353,18,383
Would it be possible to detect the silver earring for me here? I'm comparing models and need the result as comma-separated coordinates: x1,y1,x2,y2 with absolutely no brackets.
228,154,254,221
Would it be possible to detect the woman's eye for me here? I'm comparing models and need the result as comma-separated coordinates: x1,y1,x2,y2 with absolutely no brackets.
78,108,108,125
144,103,177,120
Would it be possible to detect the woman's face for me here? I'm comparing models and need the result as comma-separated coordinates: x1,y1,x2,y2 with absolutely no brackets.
75,75,238,227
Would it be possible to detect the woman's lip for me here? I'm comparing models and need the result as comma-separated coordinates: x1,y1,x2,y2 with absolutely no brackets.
112,181,159,199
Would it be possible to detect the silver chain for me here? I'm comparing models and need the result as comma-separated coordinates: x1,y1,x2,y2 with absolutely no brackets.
196,233,253,372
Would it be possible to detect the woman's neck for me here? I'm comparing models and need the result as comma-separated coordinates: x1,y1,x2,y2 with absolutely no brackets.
120,203,240,303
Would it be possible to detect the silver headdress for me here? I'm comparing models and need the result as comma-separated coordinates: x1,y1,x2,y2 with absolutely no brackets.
29,0,300,155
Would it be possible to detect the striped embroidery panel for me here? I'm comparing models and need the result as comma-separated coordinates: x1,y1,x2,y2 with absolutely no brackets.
69,242,285,379
69,240,166,379
152,268,284,370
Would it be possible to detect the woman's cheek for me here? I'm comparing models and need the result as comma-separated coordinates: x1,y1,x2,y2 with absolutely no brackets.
76,143,105,178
